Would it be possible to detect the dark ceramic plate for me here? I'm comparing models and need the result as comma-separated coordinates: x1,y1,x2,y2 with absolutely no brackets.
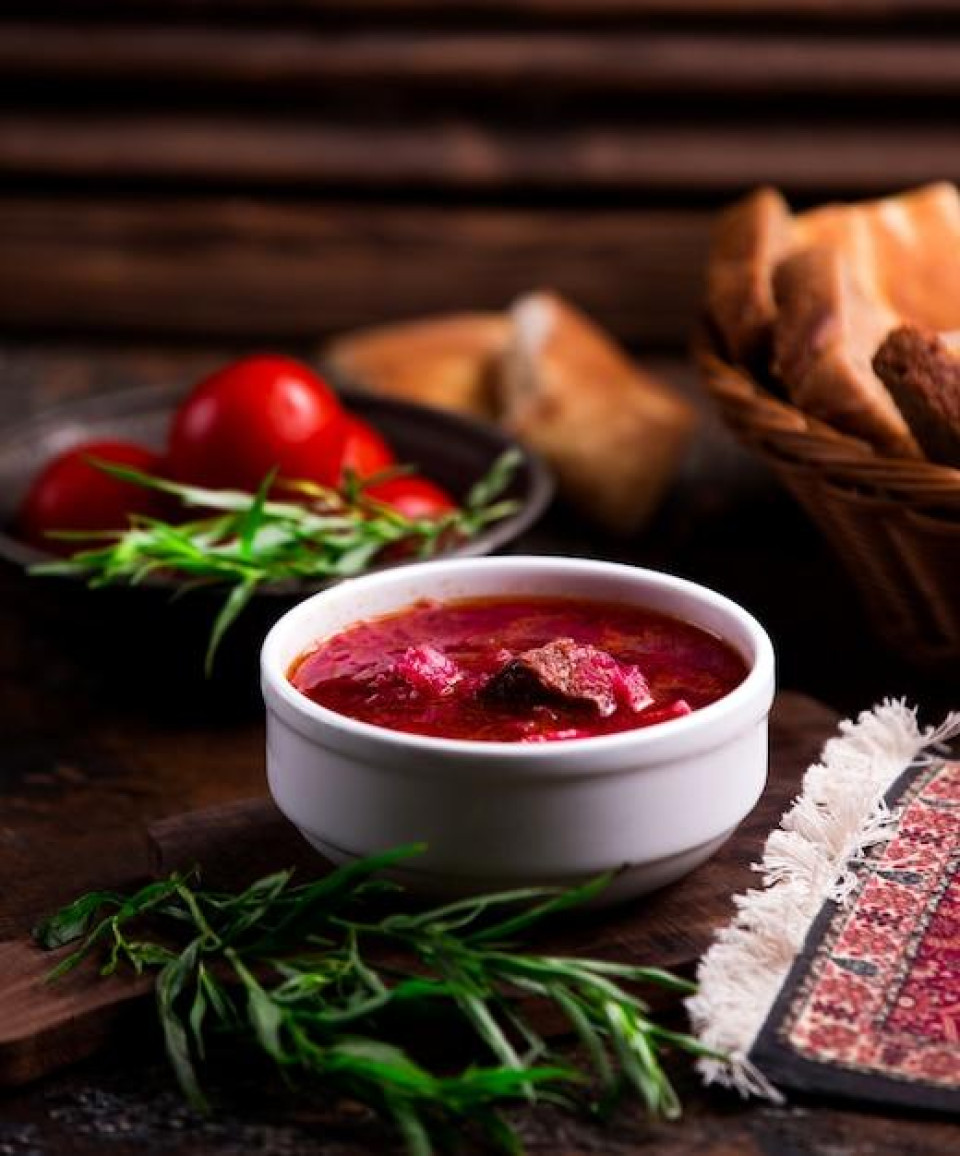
0,386,552,711
0,384,553,577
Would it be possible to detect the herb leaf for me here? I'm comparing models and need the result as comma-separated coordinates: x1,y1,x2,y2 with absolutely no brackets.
37,851,724,1154
29,452,521,671
33,889,122,949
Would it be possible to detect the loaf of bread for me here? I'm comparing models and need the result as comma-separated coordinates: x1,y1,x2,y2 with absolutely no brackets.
323,313,509,420
497,291,697,535
326,295,697,533
707,182,960,460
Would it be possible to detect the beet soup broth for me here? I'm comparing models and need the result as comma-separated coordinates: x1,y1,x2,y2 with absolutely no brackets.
288,596,749,743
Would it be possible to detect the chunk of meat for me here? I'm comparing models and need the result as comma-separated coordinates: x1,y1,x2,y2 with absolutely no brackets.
614,663,656,713
394,644,462,696
483,637,652,718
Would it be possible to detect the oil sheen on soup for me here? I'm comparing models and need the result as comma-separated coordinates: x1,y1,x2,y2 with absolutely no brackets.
289,596,749,743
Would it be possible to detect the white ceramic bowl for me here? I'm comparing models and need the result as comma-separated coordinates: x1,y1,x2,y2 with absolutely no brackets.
261,557,775,903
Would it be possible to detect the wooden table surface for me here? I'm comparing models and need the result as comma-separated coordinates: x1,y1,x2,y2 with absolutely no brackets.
0,340,953,1155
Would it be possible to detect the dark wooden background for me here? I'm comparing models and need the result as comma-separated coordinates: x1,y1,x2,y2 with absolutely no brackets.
0,8,957,1154
3,1,960,345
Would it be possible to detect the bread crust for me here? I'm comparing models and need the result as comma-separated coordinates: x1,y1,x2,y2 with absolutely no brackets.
323,313,508,419
498,291,697,535
862,183,960,331
873,325,960,467
784,183,960,329
706,187,793,364
772,246,920,458
708,182,960,458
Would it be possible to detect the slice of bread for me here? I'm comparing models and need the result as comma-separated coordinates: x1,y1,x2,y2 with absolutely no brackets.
797,182,960,327
704,186,880,368
861,183,960,332
708,182,960,457
772,246,919,457
323,313,509,419
497,291,697,535
705,186,793,364
777,184,960,457
873,326,960,467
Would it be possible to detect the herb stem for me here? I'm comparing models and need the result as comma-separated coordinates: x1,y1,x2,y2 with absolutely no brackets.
29,450,523,671
35,850,724,1155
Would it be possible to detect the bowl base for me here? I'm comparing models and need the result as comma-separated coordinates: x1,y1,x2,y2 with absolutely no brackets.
297,827,736,906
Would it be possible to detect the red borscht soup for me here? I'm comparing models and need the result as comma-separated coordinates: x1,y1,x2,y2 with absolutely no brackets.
288,596,748,743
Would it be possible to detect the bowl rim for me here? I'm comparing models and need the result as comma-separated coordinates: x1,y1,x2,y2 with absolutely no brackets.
0,382,555,589
261,555,776,763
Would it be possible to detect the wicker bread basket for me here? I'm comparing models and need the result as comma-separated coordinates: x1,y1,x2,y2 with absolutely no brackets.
697,337,960,668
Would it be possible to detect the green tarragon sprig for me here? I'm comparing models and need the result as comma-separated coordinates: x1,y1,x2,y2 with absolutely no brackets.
28,450,521,672
36,848,721,1156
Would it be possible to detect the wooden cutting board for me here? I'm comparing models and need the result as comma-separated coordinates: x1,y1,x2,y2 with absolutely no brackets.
0,692,839,1088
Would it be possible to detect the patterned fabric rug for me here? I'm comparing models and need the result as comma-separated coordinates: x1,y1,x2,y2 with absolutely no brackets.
751,756,958,1112
688,702,959,1114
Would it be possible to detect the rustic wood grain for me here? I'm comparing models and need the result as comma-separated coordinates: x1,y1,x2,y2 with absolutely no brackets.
149,797,321,884
10,0,960,23
2,27,959,97
0,945,151,1089
2,3,957,359
2,114,958,194
0,198,710,344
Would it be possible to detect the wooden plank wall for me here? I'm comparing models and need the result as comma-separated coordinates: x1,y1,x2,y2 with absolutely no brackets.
1,1,959,346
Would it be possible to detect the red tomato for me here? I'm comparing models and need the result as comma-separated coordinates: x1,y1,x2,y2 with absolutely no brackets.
166,355,346,491
365,475,458,520
20,440,164,553
338,417,396,482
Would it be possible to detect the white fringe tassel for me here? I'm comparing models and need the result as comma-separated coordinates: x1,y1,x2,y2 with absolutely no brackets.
686,699,960,1102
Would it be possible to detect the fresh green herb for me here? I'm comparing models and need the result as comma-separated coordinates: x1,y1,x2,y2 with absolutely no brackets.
36,850,720,1154
28,450,522,673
